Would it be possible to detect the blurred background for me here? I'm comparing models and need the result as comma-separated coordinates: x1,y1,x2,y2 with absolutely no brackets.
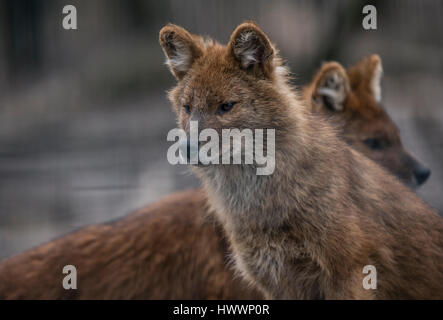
0,0,442,259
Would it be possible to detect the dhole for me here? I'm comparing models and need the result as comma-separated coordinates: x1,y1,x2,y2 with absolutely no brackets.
0,189,258,299
304,56,431,188
0,32,436,299
159,22,442,299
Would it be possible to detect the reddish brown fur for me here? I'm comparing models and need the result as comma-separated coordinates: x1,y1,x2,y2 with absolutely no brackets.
0,189,260,299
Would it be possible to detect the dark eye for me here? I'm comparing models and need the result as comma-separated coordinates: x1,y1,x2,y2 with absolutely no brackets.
183,105,191,115
217,102,236,115
363,138,384,150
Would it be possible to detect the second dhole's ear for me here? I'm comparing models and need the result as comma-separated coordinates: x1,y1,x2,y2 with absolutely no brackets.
159,24,203,80
367,55,383,103
311,62,350,112
227,22,274,77
347,54,383,103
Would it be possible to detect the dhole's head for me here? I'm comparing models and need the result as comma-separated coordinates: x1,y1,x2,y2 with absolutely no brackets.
159,22,294,171
303,55,430,188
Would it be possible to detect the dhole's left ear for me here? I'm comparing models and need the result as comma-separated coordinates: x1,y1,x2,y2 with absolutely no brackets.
227,22,275,78
310,62,350,112
159,24,203,80
348,54,383,103
366,54,383,103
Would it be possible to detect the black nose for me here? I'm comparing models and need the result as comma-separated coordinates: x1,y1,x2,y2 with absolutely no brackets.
414,166,431,185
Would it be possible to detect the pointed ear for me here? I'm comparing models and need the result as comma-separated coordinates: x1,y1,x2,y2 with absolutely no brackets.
310,62,350,112
227,22,275,77
159,24,203,80
347,54,383,102
367,54,383,102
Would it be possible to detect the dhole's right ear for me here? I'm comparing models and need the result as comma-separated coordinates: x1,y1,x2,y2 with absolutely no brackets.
310,62,350,112
159,24,203,80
